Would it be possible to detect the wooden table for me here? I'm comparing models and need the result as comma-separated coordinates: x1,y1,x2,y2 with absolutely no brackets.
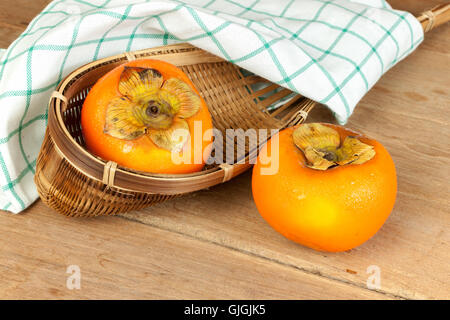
0,0,449,300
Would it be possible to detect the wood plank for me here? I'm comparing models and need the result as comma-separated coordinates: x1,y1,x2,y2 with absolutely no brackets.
388,0,448,15
0,24,24,49
0,0,50,29
0,201,388,299
120,169,449,299
0,0,449,300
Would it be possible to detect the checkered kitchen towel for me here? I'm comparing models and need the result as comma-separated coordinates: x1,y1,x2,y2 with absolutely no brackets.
0,0,423,213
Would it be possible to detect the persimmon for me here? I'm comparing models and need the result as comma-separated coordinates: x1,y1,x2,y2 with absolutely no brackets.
252,123,397,252
81,59,213,174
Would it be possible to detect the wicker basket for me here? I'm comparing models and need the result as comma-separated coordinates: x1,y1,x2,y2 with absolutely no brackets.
35,43,317,217
34,4,450,217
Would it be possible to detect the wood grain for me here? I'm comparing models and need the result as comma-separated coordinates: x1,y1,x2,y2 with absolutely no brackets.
1,0,449,299
0,201,389,299
0,0,52,47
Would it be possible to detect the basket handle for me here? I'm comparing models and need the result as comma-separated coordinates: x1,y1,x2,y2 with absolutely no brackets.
417,3,450,33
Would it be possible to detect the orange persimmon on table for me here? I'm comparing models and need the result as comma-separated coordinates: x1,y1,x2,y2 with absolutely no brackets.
252,123,397,252
81,59,213,174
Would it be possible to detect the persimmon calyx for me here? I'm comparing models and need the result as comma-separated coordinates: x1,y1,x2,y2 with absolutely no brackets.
104,66,200,152
293,123,375,170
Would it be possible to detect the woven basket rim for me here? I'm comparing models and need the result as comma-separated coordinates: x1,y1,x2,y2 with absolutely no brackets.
47,43,276,194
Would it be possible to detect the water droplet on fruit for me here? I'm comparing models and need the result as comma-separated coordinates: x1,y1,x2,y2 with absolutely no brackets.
123,143,132,153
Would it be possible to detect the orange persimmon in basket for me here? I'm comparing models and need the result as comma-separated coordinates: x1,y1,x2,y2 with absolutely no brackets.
81,59,213,174
252,123,397,252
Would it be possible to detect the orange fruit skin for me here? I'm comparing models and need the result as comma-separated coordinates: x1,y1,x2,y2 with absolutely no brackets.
81,59,213,174
252,124,397,252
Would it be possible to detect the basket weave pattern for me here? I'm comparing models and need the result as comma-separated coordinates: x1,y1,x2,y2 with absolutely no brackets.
35,43,316,217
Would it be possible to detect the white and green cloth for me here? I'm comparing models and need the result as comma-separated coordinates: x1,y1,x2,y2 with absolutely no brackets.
0,0,423,213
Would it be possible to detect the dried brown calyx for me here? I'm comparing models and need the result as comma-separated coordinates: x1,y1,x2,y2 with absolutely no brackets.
104,66,200,152
292,123,375,170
